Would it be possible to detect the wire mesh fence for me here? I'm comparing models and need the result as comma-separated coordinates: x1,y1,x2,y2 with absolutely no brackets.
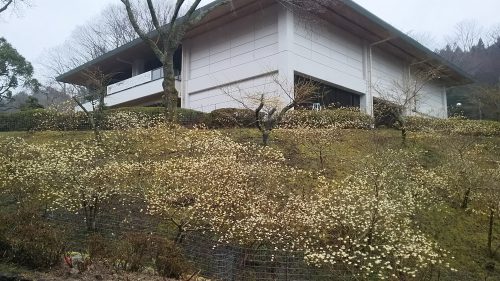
41,203,347,281
179,232,356,281
38,204,491,281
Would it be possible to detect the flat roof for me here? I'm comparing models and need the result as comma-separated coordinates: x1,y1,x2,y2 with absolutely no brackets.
57,0,473,86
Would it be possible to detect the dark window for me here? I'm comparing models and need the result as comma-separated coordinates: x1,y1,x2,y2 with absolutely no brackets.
295,75,360,109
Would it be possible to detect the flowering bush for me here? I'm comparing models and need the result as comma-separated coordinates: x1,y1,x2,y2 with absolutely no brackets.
0,124,455,279
140,128,450,279
205,108,256,128
0,135,144,231
280,108,373,129
406,117,500,137
302,150,450,279
0,107,207,132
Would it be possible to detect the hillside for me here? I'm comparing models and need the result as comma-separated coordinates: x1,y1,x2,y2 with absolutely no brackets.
0,125,499,280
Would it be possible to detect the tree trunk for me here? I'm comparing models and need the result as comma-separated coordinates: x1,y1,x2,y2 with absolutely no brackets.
175,224,185,244
401,125,407,146
395,116,406,146
319,149,324,170
86,206,97,232
488,209,495,257
262,130,270,147
162,56,178,123
461,187,471,209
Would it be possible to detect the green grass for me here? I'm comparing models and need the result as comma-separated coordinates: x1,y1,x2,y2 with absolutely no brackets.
0,262,31,275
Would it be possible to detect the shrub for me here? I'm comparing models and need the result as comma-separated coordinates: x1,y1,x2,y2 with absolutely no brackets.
86,233,111,261
406,117,500,137
107,107,206,128
154,238,191,279
373,99,401,128
280,108,373,129
0,209,67,269
8,223,66,269
0,212,12,258
0,109,89,132
110,232,190,276
0,107,207,132
205,108,255,128
112,232,152,272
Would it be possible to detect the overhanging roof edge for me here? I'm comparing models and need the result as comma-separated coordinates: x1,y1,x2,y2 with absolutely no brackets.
342,0,474,84
58,0,474,86
56,0,226,83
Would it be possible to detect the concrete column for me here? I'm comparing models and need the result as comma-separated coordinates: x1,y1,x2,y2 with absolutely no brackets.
362,42,374,116
131,59,145,76
442,86,448,118
181,42,190,109
277,6,295,101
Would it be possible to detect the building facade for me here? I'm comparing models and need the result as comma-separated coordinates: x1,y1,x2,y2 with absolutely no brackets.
58,0,472,118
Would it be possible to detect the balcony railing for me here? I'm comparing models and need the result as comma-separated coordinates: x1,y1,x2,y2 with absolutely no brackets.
107,67,181,96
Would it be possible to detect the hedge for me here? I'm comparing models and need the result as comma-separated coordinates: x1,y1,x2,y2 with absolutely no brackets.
203,108,374,129
280,108,374,129
0,107,207,132
9,107,497,136
406,117,500,137
109,107,206,126
204,108,256,128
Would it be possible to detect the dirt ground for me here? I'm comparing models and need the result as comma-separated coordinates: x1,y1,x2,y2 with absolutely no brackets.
1,263,181,281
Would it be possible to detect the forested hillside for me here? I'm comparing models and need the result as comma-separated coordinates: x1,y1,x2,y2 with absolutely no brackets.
437,22,500,120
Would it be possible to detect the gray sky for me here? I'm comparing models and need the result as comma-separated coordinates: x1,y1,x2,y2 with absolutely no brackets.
0,0,499,79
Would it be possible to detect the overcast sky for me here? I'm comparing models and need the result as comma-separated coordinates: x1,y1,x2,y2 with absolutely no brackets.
0,0,499,79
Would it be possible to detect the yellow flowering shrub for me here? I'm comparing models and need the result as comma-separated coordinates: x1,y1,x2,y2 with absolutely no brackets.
407,117,500,137
0,124,454,279
280,108,373,129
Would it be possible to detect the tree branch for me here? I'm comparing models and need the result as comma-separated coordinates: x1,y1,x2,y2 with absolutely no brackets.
120,0,164,61
170,0,186,27
255,95,265,131
146,0,163,36
0,0,13,14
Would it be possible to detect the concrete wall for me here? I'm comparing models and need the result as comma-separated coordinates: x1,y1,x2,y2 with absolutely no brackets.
371,48,405,95
291,16,366,94
183,5,282,112
416,81,447,118
181,5,447,117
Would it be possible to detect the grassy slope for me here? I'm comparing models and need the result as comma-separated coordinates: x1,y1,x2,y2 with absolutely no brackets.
1,128,500,280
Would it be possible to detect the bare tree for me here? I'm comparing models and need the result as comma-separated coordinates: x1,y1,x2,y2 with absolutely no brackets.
101,4,140,49
446,20,484,52
41,2,166,100
486,23,500,46
0,0,28,14
72,69,113,142
69,2,174,62
406,30,437,50
373,65,444,144
226,75,318,146
120,0,230,121
466,85,500,121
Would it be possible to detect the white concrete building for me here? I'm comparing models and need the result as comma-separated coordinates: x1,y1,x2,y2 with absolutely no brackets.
58,0,472,118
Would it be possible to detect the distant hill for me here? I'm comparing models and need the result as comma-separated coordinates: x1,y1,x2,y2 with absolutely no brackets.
0,87,71,113
438,38,500,120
